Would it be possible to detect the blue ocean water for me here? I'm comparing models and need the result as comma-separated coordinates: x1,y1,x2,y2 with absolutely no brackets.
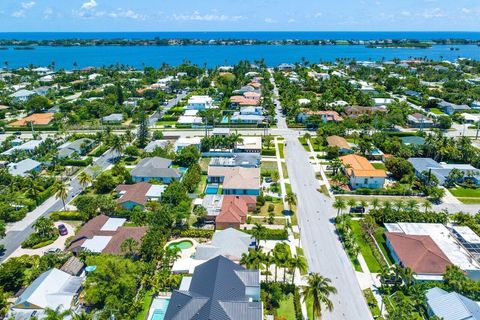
0,32,479,69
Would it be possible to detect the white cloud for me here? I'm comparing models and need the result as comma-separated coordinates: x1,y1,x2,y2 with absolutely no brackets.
21,1,35,10
81,0,97,10
11,10,25,18
421,7,445,18
109,9,145,20
287,18,296,23
401,10,411,16
314,12,323,18
43,7,53,19
264,17,276,23
172,12,243,21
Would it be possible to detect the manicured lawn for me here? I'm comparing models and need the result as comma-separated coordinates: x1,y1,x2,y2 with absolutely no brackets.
458,198,480,204
374,228,395,265
276,294,296,320
372,162,386,170
259,200,285,216
449,187,480,198
195,175,207,194
261,161,279,176
136,290,154,320
278,143,285,158
285,183,292,194
429,107,445,115
305,295,313,320
350,220,383,273
281,162,289,179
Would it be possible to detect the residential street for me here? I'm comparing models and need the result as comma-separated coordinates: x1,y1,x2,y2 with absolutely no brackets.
270,72,373,320
0,149,119,262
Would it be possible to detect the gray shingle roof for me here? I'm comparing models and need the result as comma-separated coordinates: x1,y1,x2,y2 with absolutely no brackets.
426,287,480,320
195,228,254,261
131,157,180,178
165,255,261,320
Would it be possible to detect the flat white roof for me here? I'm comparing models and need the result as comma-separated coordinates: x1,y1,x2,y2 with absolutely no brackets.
82,236,112,253
100,217,126,231
453,226,480,244
175,136,202,145
388,223,480,271
184,109,199,116
146,185,167,198
171,258,205,274
188,95,212,103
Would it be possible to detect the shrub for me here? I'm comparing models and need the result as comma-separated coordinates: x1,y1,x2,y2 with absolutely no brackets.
293,287,303,320
50,211,85,221
268,204,275,212
21,232,59,248
245,228,288,240
178,229,214,238
261,149,276,156
62,157,93,167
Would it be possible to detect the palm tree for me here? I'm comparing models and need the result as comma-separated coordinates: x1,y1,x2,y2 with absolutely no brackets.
302,273,337,319
370,198,380,210
72,311,93,320
251,223,266,249
262,251,273,282
285,192,297,210
289,254,307,284
333,198,347,217
111,135,125,159
346,199,357,211
78,171,92,188
33,217,55,238
43,306,71,320
406,199,418,212
55,181,69,211
121,238,139,258
240,248,264,269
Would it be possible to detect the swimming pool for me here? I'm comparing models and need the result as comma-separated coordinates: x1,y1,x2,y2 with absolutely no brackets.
167,240,193,250
149,298,170,320
205,183,219,195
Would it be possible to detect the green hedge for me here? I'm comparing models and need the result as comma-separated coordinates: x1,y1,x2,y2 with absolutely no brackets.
89,145,109,157
245,228,288,240
34,183,58,207
5,124,57,131
178,229,214,238
261,149,276,156
293,287,303,320
62,157,93,167
50,210,85,221
22,233,59,248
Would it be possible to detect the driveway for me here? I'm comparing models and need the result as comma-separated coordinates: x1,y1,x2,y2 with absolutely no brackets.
6,222,75,260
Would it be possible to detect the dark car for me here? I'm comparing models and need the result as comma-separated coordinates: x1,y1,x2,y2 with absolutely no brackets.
58,224,68,236
349,206,365,214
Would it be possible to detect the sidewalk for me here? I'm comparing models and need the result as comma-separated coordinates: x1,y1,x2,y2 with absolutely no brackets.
306,139,333,197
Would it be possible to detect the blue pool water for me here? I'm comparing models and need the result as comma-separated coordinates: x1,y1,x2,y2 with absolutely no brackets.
149,298,170,320
205,183,219,195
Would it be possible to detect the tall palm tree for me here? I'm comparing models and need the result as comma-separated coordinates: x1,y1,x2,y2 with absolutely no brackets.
111,135,125,159
121,238,139,258
72,311,93,320
370,198,380,210
423,201,432,213
251,223,266,249
43,306,71,320
78,171,92,188
346,199,357,211
289,254,307,284
285,192,297,210
55,181,69,211
333,198,347,217
263,251,273,283
302,273,337,319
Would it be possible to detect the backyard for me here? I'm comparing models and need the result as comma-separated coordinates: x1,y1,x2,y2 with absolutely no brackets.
350,220,383,273
449,187,480,204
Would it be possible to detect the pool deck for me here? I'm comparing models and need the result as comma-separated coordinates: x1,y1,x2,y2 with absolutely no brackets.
146,294,171,320
164,238,199,259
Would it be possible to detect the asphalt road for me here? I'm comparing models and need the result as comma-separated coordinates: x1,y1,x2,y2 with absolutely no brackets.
0,149,119,262
270,72,372,320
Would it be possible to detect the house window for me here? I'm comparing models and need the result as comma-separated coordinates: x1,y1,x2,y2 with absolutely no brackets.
364,178,368,184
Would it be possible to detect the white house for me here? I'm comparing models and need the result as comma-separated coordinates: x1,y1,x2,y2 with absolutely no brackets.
186,95,213,110
9,89,36,102
9,268,83,318
340,154,386,189
174,136,202,152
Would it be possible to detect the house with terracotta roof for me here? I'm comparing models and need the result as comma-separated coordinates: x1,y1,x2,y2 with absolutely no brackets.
343,105,387,118
68,215,147,255
385,232,452,278
208,166,260,196
9,113,54,127
115,182,166,210
385,223,480,281
297,110,343,124
216,195,257,229
326,136,354,154
340,154,386,189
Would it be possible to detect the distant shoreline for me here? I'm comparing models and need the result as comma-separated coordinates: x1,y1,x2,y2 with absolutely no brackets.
0,37,479,48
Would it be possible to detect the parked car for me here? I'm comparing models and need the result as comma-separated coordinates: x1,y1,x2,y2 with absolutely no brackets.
46,247,61,254
58,224,68,236
349,206,365,214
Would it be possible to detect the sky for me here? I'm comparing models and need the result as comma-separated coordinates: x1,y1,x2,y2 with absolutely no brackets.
0,0,479,32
